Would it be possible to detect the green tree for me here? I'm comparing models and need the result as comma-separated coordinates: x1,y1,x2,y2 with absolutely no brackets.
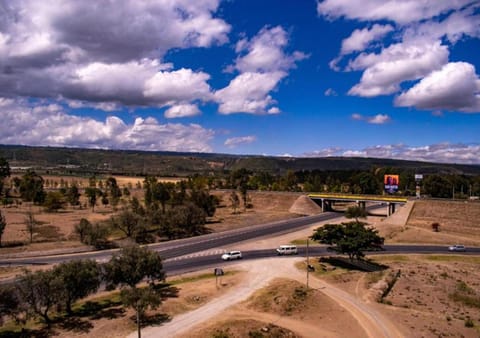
345,205,368,223
0,285,22,325
104,246,166,338
154,182,171,213
189,189,218,217
121,286,163,338
0,210,6,247
16,269,63,326
53,260,101,315
43,191,65,212
160,203,207,239
19,170,45,204
311,222,384,260
85,187,101,211
0,157,10,197
106,177,122,209
75,218,93,243
65,184,81,206
230,191,240,214
111,209,143,238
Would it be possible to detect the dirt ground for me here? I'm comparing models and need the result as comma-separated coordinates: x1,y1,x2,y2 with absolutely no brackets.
2,183,480,337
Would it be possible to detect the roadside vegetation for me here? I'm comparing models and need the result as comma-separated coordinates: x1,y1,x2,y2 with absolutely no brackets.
0,245,174,337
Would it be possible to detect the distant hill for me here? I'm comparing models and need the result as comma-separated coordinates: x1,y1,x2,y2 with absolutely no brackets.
1,144,479,176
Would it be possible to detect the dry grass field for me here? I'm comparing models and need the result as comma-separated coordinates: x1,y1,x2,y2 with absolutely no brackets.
2,176,480,337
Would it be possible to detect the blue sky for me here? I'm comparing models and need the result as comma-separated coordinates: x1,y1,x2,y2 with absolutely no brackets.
1,0,479,163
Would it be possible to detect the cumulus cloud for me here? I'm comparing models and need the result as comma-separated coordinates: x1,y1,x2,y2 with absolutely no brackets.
0,0,228,107
304,142,480,164
395,62,480,112
224,135,257,148
340,24,393,55
215,71,285,114
164,103,201,118
351,113,391,124
233,26,307,73
317,0,474,25
215,26,306,114
319,0,480,113
0,99,213,152
347,40,449,96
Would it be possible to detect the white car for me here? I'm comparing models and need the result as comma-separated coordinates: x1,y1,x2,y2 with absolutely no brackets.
221,250,242,260
448,244,466,252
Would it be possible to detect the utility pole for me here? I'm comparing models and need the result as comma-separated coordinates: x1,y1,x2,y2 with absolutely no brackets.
306,237,310,289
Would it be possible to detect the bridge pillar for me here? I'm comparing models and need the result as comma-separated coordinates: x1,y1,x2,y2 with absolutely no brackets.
387,203,397,216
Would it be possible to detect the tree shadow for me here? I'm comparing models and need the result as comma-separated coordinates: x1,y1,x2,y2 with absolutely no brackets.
0,327,55,338
139,313,171,327
74,299,125,320
158,285,180,300
57,317,93,333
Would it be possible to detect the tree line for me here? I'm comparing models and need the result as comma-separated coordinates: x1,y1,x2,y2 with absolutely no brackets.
0,245,171,337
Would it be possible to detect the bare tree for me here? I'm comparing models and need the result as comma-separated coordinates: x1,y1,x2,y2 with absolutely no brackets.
25,210,36,243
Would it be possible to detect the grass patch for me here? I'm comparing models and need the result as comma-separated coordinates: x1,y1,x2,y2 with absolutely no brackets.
425,255,480,264
366,271,385,285
290,239,320,246
370,255,410,263
168,270,239,286
449,281,480,309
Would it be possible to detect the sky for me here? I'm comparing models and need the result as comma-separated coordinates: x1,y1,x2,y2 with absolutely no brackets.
0,0,480,164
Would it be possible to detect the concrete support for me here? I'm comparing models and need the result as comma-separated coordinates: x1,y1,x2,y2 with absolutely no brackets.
387,203,397,216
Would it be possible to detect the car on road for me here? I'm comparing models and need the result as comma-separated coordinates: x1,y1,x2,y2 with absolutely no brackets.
221,250,242,260
276,245,298,255
448,244,466,252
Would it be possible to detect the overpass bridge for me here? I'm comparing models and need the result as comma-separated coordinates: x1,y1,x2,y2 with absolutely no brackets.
308,193,408,216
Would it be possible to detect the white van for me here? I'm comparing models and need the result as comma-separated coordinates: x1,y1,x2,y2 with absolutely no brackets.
276,245,298,255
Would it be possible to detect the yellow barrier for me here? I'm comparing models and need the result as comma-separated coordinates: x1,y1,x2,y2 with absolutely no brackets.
307,193,408,203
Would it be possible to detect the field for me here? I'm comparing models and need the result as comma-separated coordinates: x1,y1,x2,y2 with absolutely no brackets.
2,176,480,337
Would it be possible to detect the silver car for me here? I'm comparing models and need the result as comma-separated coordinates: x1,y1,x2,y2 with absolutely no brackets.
221,250,242,260
448,244,466,252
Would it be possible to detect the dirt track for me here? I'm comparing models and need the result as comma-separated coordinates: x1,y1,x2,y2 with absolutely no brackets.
129,258,403,338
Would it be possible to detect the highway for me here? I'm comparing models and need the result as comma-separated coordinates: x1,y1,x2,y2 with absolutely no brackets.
163,245,480,276
2,203,479,278
0,211,346,266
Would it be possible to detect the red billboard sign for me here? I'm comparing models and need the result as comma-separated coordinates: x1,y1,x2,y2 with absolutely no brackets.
384,175,399,194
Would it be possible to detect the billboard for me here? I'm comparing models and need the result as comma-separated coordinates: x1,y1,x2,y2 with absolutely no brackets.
415,174,423,181
384,175,399,194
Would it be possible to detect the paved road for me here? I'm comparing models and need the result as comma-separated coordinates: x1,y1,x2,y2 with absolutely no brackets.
0,211,343,266
162,244,480,276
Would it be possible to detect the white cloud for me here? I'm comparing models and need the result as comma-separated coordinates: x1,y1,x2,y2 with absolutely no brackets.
368,114,391,124
320,0,480,113
0,99,213,152
317,0,474,25
395,62,480,112
341,24,393,55
233,26,307,73
324,88,338,96
347,40,449,96
224,135,257,148
215,71,285,114
351,113,391,124
304,142,480,164
0,0,229,107
215,26,305,114
143,68,212,105
351,113,363,120
164,103,201,118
